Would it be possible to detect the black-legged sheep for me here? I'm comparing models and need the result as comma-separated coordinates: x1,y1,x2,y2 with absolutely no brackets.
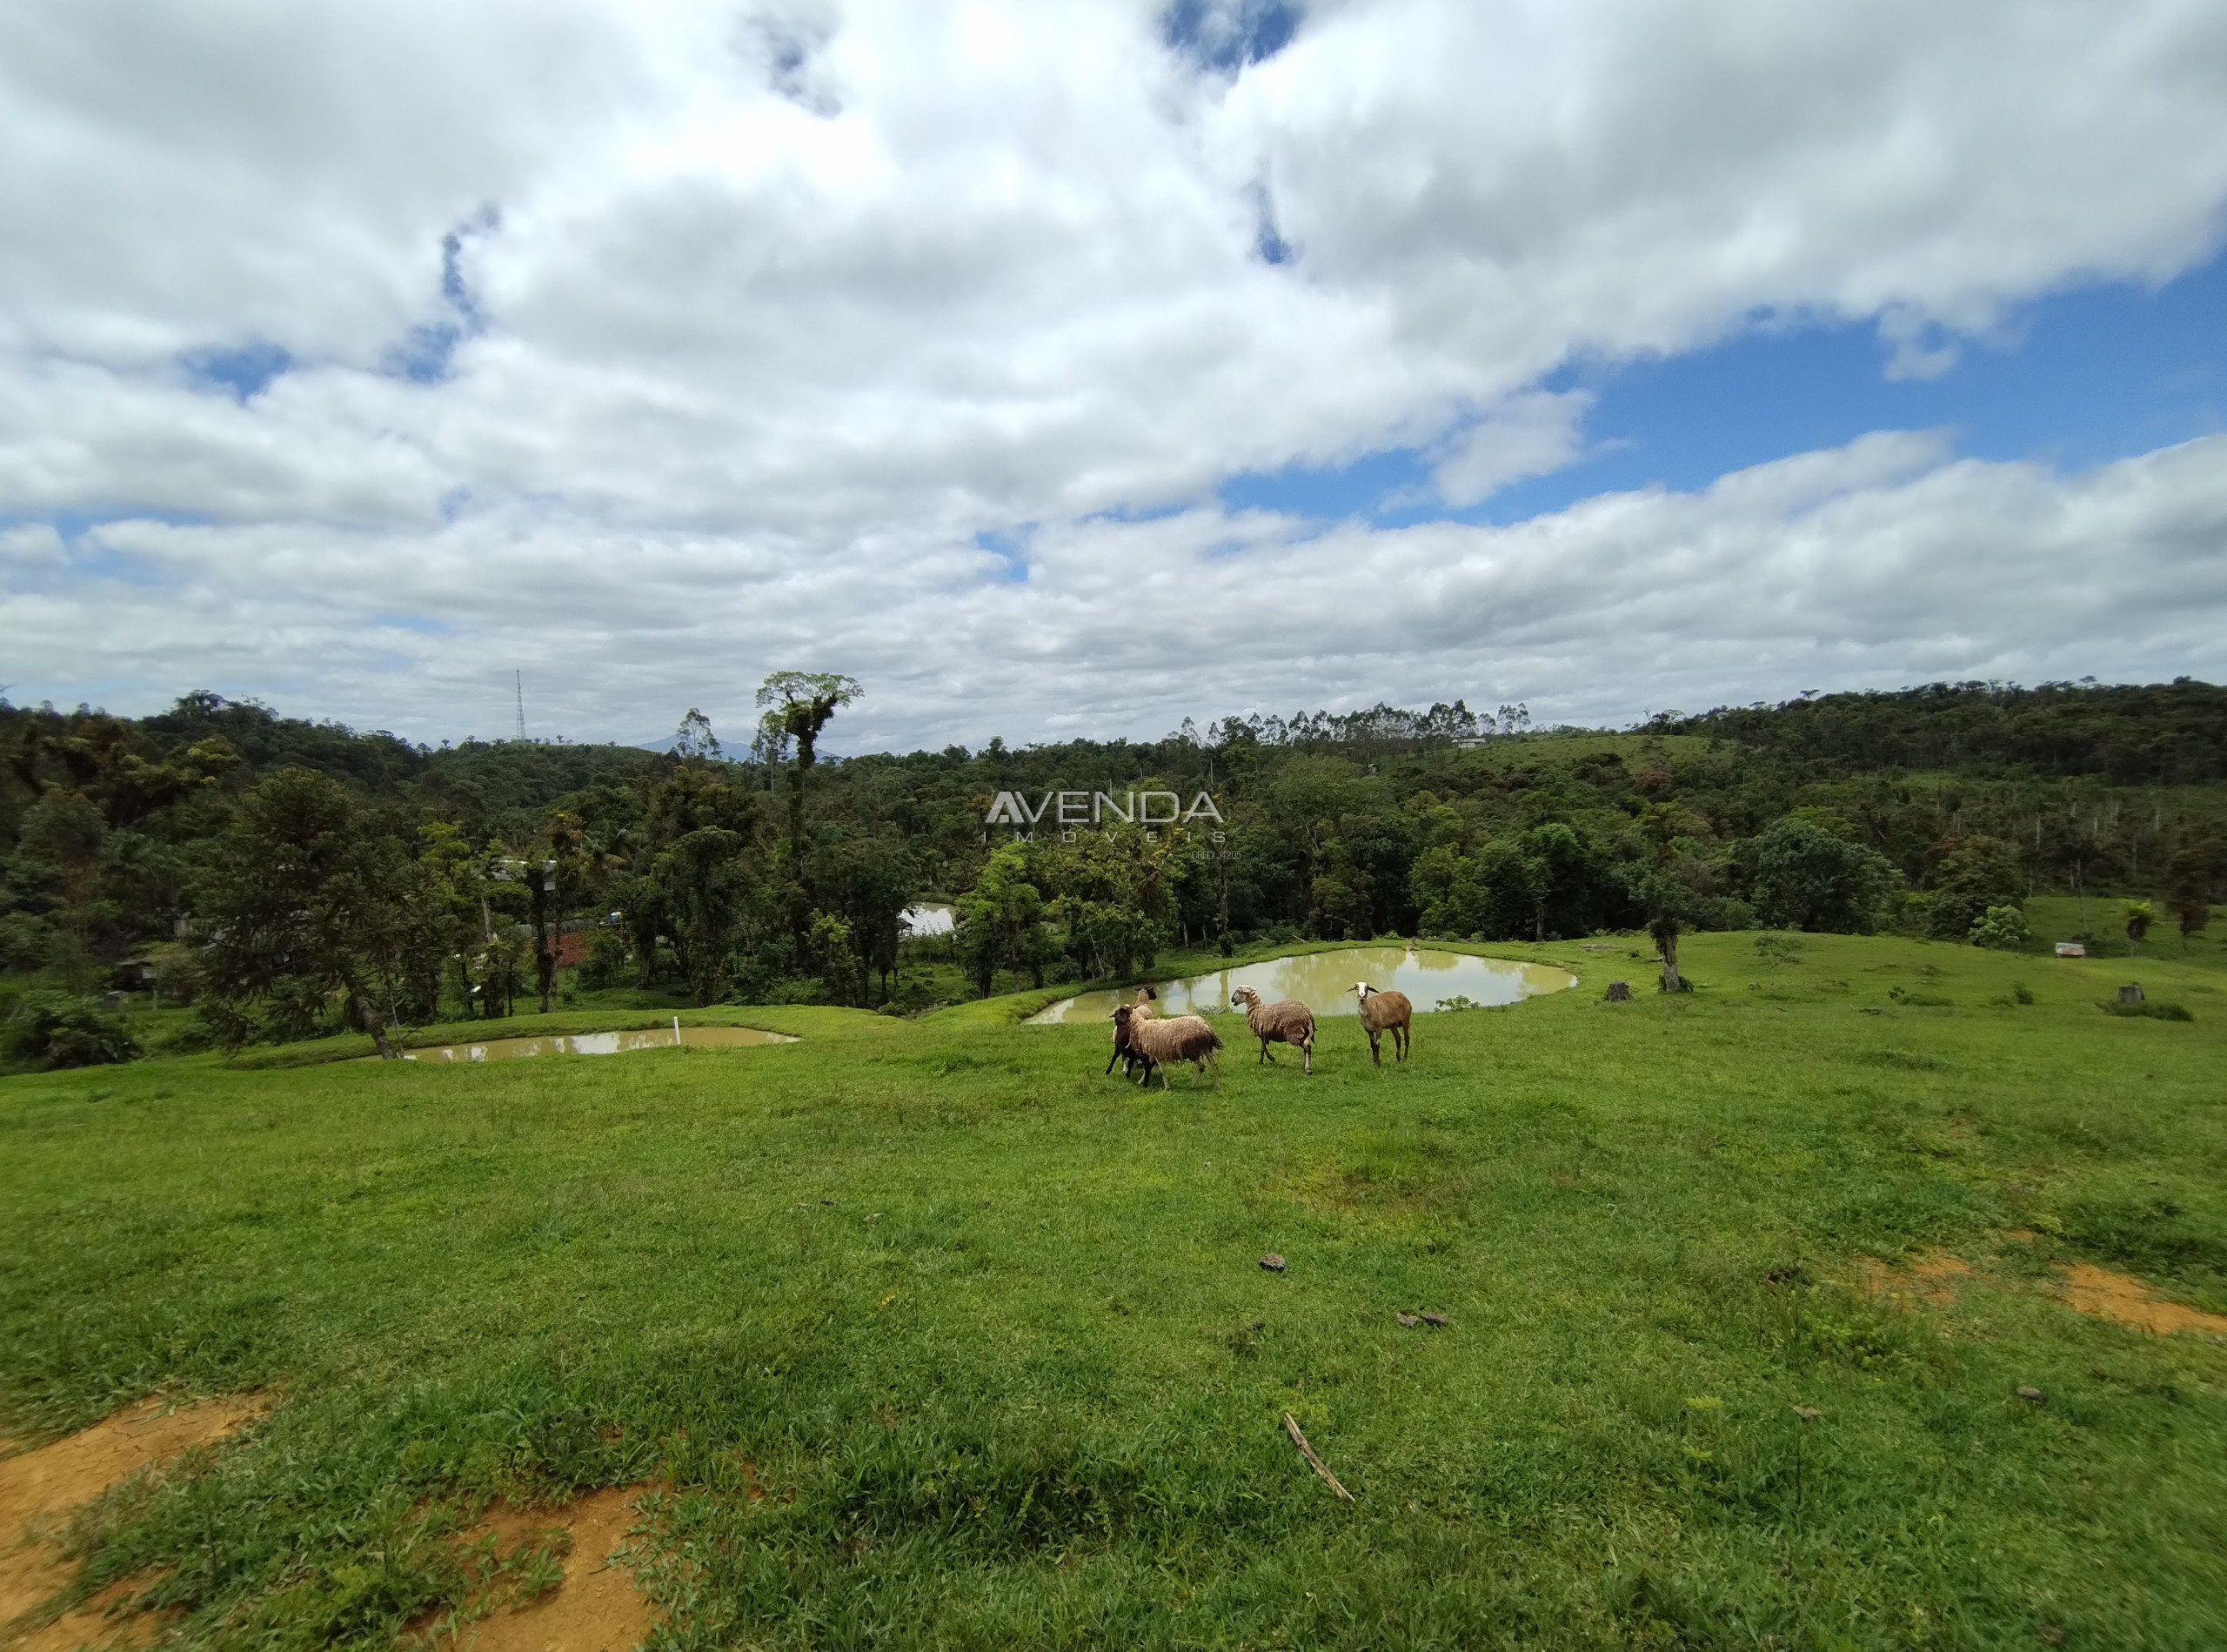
1105,987,1158,1077
1230,985,1315,1074
1112,1003,1222,1091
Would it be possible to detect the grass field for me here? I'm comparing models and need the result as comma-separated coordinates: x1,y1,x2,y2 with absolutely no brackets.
3,933,2225,1650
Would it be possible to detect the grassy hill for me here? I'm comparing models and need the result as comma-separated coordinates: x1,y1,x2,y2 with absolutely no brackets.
3,934,2225,1649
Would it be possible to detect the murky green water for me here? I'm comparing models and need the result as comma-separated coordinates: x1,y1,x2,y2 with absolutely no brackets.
1025,946,1575,1024
386,1026,797,1062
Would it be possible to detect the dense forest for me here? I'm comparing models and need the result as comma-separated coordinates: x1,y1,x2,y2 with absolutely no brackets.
3,677,2223,1067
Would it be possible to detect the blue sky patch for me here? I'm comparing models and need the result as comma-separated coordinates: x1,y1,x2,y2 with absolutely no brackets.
974,527,1032,580
383,210,498,385
1162,0,1301,73
181,341,292,402
1220,246,2227,525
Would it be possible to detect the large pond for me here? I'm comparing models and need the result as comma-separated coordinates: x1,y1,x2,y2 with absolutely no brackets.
1025,946,1576,1024
386,1026,797,1062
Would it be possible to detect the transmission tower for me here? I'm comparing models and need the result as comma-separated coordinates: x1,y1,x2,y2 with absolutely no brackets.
514,671,526,742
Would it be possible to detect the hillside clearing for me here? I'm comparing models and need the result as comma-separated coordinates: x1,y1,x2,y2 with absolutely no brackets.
3,933,2224,1649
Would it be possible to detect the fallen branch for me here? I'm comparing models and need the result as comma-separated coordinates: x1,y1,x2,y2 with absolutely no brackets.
1281,1413,1355,1502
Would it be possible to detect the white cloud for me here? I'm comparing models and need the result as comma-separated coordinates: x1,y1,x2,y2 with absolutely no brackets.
4,431,2221,749
0,1,2224,740
1428,392,1592,506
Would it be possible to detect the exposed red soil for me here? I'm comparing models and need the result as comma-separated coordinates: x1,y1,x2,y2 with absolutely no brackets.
420,1487,660,1652
2062,1264,2227,1337
1857,1252,1973,1305
0,1395,263,1651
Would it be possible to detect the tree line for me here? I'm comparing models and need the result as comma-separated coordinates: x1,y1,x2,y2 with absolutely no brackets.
2,678,2221,1067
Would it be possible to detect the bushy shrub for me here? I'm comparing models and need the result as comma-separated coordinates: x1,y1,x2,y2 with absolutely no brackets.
1968,904,2029,950
1749,818,1897,933
4,993,140,1071
0,912,50,973
578,925,632,988
2102,999,2193,1022
1927,836,2027,940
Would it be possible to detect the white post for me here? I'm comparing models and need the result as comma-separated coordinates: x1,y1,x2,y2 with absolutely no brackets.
672,1016,681,1046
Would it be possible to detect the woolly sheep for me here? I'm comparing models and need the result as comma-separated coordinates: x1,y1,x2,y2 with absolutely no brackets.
1104,987,1158,1077
1230,985,1315,1074
1112,1003,1222,1091
1353,983,1412,1067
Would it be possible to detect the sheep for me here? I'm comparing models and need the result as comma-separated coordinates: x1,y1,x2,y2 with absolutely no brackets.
1105,987,1158,1077
1230,985,1315,1074
1112,1003,1222,1091
1353,983,1413,1067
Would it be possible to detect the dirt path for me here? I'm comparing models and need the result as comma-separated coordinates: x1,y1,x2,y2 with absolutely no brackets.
0,1396,263,1652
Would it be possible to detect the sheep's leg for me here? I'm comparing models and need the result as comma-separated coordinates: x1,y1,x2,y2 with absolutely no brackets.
1259,1038,1274,1064
1368,1028,1381,1067
1301,1036,1312,1075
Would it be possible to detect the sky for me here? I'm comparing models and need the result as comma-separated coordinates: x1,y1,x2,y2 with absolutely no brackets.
2,0,2224,755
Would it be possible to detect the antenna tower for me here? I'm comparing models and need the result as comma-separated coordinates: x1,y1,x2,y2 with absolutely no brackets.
514,671,526,742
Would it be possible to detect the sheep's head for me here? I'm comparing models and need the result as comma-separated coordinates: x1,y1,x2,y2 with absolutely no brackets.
1354,982,1376,1001
1231,986,1259,1009
1111,1005,1133,1028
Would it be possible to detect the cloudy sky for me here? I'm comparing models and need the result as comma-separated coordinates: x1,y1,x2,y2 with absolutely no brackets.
3,0,2224,753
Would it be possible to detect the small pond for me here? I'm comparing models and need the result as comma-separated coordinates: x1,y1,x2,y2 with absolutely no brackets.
388,1026,797,1062
1025,946,1576,1025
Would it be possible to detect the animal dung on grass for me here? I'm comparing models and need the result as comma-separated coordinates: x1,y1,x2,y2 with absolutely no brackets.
1261,1253,1287,1272
2016,1386,2048,1405
1396,1313,1420,1327
1419,1311,1448,1328
1231,985,1317,1073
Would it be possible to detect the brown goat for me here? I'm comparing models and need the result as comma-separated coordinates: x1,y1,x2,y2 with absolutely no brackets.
1354,983,1412,1067
1230,985,1315,1074
1112,1004,1222,1091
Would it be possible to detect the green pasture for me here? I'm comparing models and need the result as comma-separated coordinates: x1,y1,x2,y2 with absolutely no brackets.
3,933,2224,1649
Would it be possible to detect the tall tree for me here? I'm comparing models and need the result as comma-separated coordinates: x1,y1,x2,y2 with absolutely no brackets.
956,844,1047,997
755,672,859,862
2123,900,2156,957
657,827,759,1006
2164,836,2218,952
755,672,860,941
398,820,478,1022
193,767,408,1054
1749,816,1898,933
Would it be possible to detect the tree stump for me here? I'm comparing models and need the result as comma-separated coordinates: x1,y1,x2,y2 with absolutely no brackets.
2118,983,2145,1004
1605,980,1632,1001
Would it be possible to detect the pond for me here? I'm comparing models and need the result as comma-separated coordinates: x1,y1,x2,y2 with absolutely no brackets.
1024,946,1576,1025
386,1025,797,1062
900,902,955,938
